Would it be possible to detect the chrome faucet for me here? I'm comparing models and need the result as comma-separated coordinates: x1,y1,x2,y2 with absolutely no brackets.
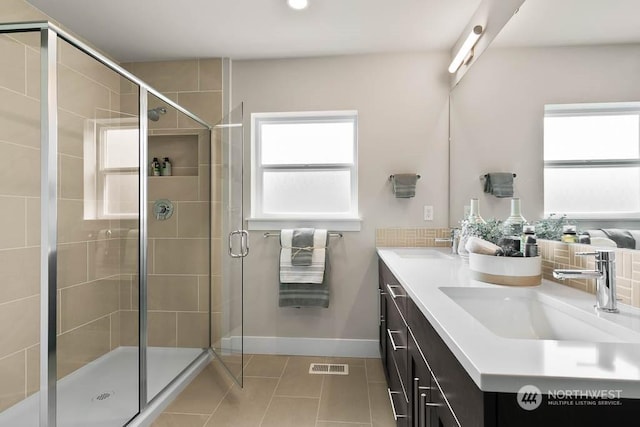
435,228,459,254
553,250,619,313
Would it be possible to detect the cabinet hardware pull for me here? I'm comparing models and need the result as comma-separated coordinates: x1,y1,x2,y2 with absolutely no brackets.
387,388,407,420
386,284,404,299
413,378,421,425
387,329,406,351
425,402,443,407
420,393,428,427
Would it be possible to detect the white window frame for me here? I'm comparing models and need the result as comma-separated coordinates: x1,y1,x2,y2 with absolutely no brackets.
84,117,139,220
544,102,640,220
248,110,361,231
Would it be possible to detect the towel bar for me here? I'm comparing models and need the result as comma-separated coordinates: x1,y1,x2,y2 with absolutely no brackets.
389,174,421,181
264,231,343,238
480,173,516,180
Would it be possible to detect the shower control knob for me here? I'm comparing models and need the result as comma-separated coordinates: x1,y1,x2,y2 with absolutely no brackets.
153,199,174,221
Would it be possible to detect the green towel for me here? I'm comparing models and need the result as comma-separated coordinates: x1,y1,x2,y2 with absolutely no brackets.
291,228,315,266
392,174,418,198
484,173,514,198
279,244,330,308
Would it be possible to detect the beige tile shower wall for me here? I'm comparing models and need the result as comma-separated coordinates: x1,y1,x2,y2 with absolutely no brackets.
119,60,223,349
376,228,453,248
0,0,126,412
539,240,640,309
0,31,42,411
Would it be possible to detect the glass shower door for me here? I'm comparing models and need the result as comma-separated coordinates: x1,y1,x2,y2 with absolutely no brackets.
212,103,245,385
144,92,211,403
55,38,140,426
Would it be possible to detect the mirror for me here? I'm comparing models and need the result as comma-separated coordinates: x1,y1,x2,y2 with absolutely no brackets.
449,0,640,247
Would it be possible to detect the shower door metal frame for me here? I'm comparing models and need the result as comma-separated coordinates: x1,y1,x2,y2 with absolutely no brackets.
40,26,58,427
0,21,215,427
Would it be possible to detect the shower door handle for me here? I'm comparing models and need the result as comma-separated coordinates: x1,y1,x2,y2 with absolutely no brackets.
228,230,249,258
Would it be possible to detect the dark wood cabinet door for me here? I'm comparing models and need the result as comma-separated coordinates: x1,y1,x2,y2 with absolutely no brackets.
379,287,389,380
387,330,409,427
409,331,432,427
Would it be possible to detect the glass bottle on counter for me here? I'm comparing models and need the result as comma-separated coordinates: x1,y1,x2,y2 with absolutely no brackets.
522,225,538,257
561,225,578,243
458,198,486,261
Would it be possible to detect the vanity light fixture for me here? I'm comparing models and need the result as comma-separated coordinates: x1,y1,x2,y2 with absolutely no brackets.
287,0,309,10
448,25,483,74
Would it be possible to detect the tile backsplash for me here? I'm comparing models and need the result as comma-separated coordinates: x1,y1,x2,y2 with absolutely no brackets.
376,227,452,248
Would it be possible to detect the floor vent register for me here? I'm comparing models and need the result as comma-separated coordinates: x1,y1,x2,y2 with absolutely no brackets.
308,363,349,375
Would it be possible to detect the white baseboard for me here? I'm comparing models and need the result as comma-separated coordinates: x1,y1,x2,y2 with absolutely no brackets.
238,336,379,358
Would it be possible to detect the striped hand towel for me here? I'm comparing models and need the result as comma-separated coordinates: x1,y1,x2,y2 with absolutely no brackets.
280,229,327,284
279,229,330,308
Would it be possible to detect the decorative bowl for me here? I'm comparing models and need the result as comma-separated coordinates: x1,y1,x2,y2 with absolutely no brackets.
468,253,542,286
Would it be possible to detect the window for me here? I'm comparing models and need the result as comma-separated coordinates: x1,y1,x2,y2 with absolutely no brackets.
84,118,139,219
249,111,359,230
544,102,640,219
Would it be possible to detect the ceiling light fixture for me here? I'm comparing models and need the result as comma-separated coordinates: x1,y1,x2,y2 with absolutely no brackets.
287,0,309,11
448,25,483,74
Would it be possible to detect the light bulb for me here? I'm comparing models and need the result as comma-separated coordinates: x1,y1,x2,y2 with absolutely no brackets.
287,0,309,10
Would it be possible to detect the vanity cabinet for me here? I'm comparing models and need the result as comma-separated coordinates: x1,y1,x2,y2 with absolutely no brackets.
380,261,410,425
380,259,463,427
409,330,458,427
408,297,493,427
378,257,640,427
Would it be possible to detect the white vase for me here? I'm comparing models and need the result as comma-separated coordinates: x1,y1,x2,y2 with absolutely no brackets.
468,198,486,224
503,198,527,236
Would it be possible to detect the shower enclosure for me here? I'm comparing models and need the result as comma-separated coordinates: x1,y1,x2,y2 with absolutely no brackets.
0,22,245,426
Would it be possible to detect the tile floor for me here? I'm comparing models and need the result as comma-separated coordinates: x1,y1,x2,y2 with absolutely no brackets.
152,354,396,427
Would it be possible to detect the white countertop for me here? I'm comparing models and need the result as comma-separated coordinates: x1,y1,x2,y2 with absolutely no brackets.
377,247,640,398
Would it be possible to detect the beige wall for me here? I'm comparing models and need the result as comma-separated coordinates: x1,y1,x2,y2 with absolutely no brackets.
449,44,640,226
232,53,450,344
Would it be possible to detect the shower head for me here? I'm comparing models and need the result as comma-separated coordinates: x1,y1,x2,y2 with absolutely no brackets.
147,107,167,122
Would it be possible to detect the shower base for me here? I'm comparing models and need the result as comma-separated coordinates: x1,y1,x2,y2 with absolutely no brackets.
0,346,203,427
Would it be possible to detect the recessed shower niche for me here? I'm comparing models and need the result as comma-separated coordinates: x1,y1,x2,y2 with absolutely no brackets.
148,134,199,176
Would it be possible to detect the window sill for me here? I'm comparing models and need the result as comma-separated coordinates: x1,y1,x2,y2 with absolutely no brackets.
247,217,362,231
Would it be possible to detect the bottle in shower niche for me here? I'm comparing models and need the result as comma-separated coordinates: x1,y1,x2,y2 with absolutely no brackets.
150,157,161,176
161,157,172,176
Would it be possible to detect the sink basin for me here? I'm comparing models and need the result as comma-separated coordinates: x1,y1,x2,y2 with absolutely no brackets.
393,248,452,259
440,287,640,343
